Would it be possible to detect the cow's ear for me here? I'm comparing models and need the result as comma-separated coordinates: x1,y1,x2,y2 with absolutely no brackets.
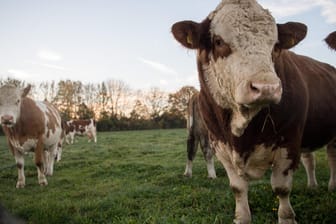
276,22,307,49
171,21,202,49
21,85,31,97
325,31,336,51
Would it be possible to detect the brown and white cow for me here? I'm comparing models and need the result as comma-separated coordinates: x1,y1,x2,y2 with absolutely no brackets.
172,0,336,223
0,84,63,188
65,118,97,144
301,31,336,191
185,91,216,179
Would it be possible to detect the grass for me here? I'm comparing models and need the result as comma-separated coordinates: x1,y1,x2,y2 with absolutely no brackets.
0,129,335,224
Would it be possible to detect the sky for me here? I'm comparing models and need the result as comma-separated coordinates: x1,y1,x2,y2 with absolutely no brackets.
0,0,335,92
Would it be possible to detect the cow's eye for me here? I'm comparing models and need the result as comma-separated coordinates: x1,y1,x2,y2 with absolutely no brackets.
213,35,231,59
16,99,20,105
214,37,225,47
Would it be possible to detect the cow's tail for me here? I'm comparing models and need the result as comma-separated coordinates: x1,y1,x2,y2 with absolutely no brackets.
325,31,336,51
186,94,198,161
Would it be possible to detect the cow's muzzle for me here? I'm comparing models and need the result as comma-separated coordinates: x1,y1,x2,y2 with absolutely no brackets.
1,115,14,126
236,75,282,107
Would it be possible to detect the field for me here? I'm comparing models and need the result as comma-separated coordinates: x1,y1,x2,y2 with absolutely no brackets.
0,129,336,224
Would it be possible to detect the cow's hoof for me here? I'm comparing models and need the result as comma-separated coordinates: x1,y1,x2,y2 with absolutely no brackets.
208,174,217,179
279,218,297,224
183,173,192,178
233,218,250,224
39,177,48,186
39,181,48,186
16,182,25,188
45,171,53,176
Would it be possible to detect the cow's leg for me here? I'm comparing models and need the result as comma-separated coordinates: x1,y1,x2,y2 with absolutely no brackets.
35,138,47,186
272,148,297,224
65,135,70,145
14,151,25,188
300,152,318,188
184,134,198,178
200,137,216,179
56,142,62,162
327,140,336,191
215,147,251,224
93,131,97,143
70,133,74,144
45,144,57,176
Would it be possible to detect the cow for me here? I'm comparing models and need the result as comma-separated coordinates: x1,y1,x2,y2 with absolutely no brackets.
171,0,336,223
301,31,336,191
65,118,97,144
62,120,76,145
0,84,62,188
185,91,216,179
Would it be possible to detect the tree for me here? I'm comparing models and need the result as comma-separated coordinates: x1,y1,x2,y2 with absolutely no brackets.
54,80,82,119
168,86,198,118
77,103,95,119
144,87,168,121
98,82,110,117
105,79,131,118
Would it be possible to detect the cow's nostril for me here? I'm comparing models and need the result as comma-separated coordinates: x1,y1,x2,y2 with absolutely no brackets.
1,115,14,123
250,83,261,93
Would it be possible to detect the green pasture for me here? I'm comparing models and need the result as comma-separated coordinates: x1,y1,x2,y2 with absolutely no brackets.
0,129,335,223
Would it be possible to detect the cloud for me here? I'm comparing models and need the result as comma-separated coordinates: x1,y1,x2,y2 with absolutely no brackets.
26,60,67,71
159,79,168,85
138,58,179,76
7,69,32,80
260,0,314,18
38,50,62,61
313,0,336,24
260,0,336,24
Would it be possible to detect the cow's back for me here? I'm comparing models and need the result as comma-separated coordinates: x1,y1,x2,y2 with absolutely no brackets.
275,50,336,150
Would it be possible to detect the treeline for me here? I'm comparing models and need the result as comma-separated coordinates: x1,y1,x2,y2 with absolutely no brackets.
0,77,198,132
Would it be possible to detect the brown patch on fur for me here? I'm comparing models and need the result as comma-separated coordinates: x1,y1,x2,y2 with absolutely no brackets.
44,102,60,136
2,98,45,146
213,35,232,61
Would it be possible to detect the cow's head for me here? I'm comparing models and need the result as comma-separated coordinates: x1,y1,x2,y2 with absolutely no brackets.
0,84,31,127
172,0,307,136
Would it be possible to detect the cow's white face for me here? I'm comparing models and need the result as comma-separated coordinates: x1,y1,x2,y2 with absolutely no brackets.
206,1,280,108
0,85,31,127
172,0,307,136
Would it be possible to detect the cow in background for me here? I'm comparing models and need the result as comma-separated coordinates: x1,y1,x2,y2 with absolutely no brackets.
301,32,336,191
65,118,97,144
185,92,216,179
172,0,336,222
0,84,62,188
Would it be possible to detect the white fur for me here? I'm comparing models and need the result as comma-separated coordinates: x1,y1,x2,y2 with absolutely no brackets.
184,160,193,177
272,148,296,223
213,139,297,223
202,0,279,136
206,157,217,179
300,152,318,188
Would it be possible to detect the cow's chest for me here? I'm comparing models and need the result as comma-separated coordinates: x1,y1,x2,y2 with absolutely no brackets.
9,137,37,153
213,141,276,180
